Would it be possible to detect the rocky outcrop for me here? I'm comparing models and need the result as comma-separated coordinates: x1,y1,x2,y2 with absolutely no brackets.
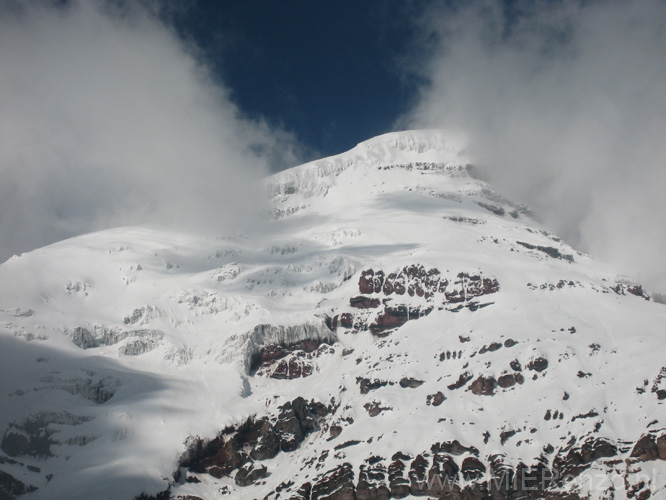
359,267,499,303
311,463,356,500
0,468,38,499
181,397,331,482
630,433,666,461
398,377,424,389
232,321,337,375
426,392,445,406
356,461,390,500
235,462,268,486
552,437,617,479
282,449,595,500
357,378,392,394
516,241,575,262
611,282,650,300
469,375,497,396
527,357,549,372
253,341,335,379
342,267,500,336
364,401,392,417
447,372,473,391
497,372,524,388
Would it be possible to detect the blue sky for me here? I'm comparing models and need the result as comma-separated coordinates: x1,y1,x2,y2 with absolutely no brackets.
171,0,427,160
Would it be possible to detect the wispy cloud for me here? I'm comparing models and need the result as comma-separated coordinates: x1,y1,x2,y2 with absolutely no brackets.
403,0,666,291
0,0,302,262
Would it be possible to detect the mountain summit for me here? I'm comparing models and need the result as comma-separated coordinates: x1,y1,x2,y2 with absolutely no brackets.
1,131,665,500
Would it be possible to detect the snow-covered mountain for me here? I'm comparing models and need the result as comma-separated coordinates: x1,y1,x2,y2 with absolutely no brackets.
2,130,666,500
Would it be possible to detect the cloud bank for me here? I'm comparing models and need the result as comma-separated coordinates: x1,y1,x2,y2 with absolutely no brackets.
404,0,666,291
0,0,301,262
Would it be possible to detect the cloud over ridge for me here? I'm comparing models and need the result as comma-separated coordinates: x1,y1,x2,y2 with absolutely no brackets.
404,0,666,290
0,0,300,262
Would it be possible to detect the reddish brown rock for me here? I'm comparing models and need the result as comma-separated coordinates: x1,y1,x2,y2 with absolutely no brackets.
426,392,445,406
527,357,549,372
427,453,460,496
431,440,479,456
359,270,385,294
311,463,356,500
356,462,390,500
364,401,392,417
470,375,497,396
448,372,473,391
408,454,429,495
498,373,524,388
339,313,353,328
657,434,666,460
399,377,424,389
252,338,331,373
235,462,268,486
350,296,381,309
270,357,314,379
359,270,375,294
631,435,659,461
329,425,342,440
388,458,410,498
357,377,391,394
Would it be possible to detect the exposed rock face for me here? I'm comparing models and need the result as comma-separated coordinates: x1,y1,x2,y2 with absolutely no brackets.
235,462,268,486
387,455,410,498
181,397,330,482
371,266,500,302
350,296,381,309
469,375,497,395
357,378,391,394
364,401,392,417
0,468,38,498
516,240,575,262
237,322,337,374
426,392,445,406
460,456,486,480
630,433,666,461
497,372,524,388
311,463,356,500
398,377,424,389
447,372,473,391
631,435,660,461
253,341,336,379
339,266,500,335
188,422,646,499
552,437,617,478
527,357,549,372
611,282,651,300
431,441,479,456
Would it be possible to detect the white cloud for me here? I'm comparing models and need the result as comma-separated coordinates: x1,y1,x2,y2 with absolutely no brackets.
0,0,301,261
404,0,666,291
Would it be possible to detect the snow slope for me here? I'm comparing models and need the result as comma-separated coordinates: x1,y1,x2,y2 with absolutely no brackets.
1,130,666,500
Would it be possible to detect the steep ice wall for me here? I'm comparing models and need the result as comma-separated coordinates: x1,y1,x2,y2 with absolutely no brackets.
266,130,468,199
220,320,337,374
